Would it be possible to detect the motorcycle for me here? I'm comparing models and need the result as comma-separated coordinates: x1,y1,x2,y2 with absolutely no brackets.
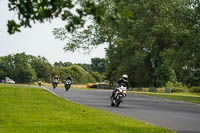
111,86,127,107
38,81,41,87
64,79,72,91
52,79,58,89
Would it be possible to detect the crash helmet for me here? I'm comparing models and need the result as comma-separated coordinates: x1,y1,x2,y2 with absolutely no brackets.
66,76,72,80
122,74,128,80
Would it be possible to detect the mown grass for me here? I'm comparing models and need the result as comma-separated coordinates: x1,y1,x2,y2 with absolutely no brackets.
132,91,200,104
0,84,174,133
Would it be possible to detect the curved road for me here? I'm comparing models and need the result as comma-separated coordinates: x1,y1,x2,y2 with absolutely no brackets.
45,87,200,133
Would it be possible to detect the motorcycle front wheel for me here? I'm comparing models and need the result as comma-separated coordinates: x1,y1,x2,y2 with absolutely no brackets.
53,84,56,89
116,101,121,107
110,97,115,107
115,95,122,107
111,103,115,107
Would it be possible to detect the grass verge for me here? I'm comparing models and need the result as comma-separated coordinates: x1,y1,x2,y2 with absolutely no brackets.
132,91,200,104
0,84,174,133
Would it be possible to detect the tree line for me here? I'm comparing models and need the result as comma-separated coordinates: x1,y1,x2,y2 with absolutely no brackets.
0,52,106,84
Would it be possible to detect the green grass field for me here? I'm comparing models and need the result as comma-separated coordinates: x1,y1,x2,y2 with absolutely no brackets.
132,92,200,104
0,84,175,133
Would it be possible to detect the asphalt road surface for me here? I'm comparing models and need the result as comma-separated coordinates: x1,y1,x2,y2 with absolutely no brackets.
45,87,200,133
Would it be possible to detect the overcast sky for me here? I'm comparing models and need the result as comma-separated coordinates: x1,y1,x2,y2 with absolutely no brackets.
0,1,106,64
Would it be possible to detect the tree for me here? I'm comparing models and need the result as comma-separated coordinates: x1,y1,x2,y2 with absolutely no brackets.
0,55,15,80
14,62,37,83
7,0,110,34
57,65,96,84
0,53,37,83
12,53,37,83
52,0,123,53
105,0,200,87
54,61,73,67
64,62,73,67
30,56,53,82
91,57,106,74
0,53,55,83
90,72,103,82
76,63,92,72
54,61,65,67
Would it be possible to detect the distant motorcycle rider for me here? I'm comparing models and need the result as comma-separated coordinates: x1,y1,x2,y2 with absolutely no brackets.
64,76,72,91
65,76,72,81
111,74,129,98
52,75,59,89
53,75,59,81
38,79,42,87
64,76,72,86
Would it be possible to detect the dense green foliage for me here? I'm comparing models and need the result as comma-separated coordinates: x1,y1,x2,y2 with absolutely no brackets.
7,0,111,34
90,72,103,82
91,57,106,74
0,53,104,84
76,63,92,72
30,56,53,82
54,61,73,67
0,53,37,83
190,86,200,93
104,0,200,87
56,65,96,84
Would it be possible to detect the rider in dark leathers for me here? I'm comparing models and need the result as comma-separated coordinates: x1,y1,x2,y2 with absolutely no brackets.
66,76,72,81
64,76,72,91
52,75,59,88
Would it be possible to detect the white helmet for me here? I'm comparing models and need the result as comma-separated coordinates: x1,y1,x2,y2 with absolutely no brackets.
122,74,128,80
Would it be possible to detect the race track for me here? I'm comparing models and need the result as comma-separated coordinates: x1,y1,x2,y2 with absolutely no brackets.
45,87,200,133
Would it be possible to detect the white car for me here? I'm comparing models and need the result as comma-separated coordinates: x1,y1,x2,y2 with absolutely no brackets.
7,79,15,84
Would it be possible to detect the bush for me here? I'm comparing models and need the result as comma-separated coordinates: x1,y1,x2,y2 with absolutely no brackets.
165,81,188,93
190,87,200,93
58,65,96,84
90,72,103,82
171,88,187,93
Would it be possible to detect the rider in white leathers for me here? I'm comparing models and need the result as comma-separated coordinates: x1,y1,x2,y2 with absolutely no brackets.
111,74,129,98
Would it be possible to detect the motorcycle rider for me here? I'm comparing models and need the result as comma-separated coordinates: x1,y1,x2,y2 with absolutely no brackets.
64,76,72,91
52,75,59,87
64,76,72,85
111,74,129,98
65,76,72,81
53,75,59,81
38,79,42,87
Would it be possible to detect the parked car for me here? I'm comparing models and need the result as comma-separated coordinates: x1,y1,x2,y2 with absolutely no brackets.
5,77,15,84
7,79,15,84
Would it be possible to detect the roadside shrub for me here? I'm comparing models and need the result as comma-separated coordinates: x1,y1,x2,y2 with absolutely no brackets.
90,72,103,82
165,81,188,93
171,88,187,93
190,87,200,93
58,65,96,84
